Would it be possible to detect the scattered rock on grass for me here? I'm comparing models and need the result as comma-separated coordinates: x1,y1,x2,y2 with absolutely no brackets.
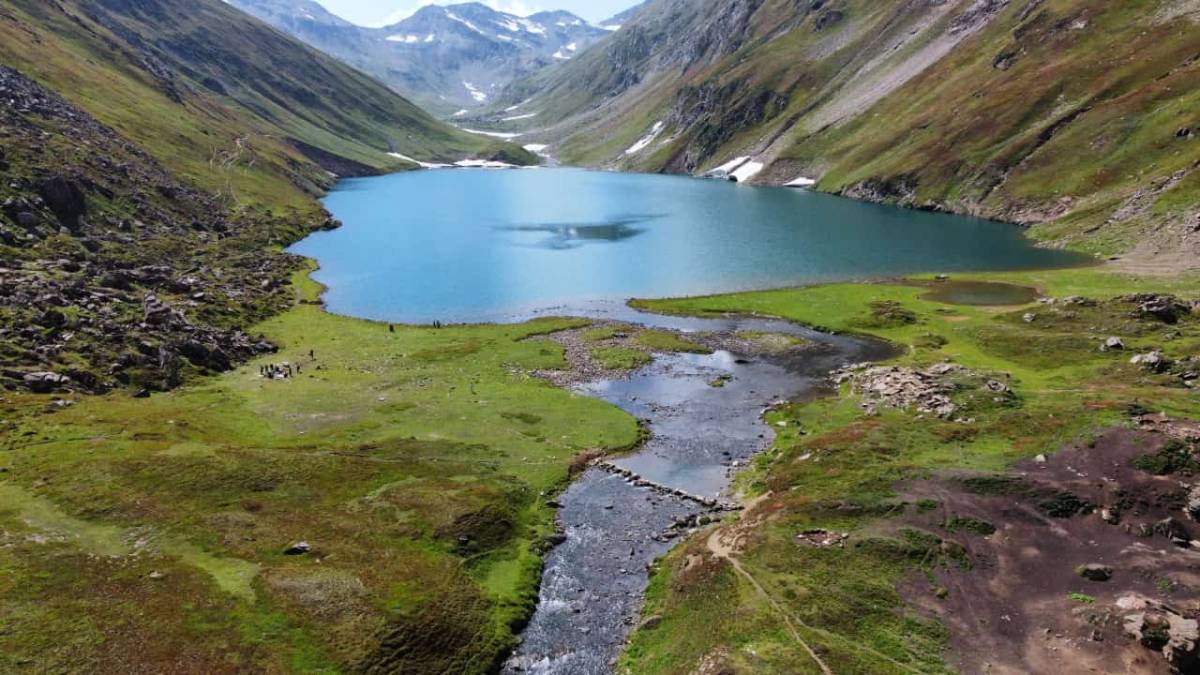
1077,563,1113,581
833,362,973,418
796,529,850,547
1132,351,1170,373
284,541,312,556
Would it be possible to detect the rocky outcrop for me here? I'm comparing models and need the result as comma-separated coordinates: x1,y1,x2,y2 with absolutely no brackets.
290,139,381,180
841,175,923,209
831,362,1001,419
0,65,308,395
1120,594,1200,674
37,176,87,230
665,82,789,172
1124,293,1193,324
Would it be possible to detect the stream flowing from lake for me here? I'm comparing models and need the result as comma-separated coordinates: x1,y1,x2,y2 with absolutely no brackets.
293,168,1086,673
499,309,895,674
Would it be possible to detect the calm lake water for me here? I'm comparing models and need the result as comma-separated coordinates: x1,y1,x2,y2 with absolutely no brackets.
293,168,1086,323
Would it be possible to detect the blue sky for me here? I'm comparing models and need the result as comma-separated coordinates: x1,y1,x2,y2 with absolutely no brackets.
315,0,638,26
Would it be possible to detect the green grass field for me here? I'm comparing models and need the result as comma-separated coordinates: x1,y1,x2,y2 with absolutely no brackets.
0,269,640,672
622,267,1200,673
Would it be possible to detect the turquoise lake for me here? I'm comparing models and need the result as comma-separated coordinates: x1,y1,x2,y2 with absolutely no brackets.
292,168,1087,323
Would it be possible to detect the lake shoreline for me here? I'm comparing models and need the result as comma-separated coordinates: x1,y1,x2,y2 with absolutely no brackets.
295,168,1087,325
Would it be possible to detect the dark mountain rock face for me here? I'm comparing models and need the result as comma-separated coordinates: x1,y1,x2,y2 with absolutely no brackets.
227,0,612,114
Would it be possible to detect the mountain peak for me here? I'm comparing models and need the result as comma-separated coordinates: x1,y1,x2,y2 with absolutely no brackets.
234,0,613,113
227,0,353,27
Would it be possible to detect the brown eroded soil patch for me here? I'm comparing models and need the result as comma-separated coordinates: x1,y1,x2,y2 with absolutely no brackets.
896,428,1200,674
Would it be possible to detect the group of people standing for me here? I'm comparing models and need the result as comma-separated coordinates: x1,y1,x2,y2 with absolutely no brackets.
260,350,316,380
259,362,300,379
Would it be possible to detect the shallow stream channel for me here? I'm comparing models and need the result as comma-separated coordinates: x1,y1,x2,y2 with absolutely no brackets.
501,306,896,674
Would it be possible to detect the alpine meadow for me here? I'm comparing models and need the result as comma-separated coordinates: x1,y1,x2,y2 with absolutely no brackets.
1,1,1199,674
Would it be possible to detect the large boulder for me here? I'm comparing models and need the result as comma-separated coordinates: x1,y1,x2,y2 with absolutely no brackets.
178,340,232,372
283,541,312,556
1155,517,1192,546
1127,294,1192,324
23,371,72,393
1121,594,1200,674
1132,351,1170,373
16,211,39,229
129,265,172,285
143,294,188,327
1077,563,1113,581
1187,485,1200,522
37,309,66,328
37,176,87,230
99,270,134,291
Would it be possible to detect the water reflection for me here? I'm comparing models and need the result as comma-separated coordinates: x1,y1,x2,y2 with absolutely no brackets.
920,280,1040,306
499,215,660,249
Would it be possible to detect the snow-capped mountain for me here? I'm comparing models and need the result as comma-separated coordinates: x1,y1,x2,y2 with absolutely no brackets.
222,0,352,27
227,1,613,115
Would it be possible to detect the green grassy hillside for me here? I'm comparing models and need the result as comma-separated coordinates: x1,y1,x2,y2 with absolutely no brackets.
508,0,1200,264
0,0,533,394
0,0,529,210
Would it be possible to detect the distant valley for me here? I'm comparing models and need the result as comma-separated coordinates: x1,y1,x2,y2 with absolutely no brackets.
228,0,634,115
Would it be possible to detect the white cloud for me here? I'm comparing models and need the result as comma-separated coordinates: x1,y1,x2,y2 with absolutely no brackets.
367,1,541,27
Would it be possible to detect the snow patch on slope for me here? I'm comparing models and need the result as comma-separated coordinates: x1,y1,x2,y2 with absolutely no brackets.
624,121,665,155
446,11,485,35
731,161,765,183
462,128,523,139
388,152,450,169
463,81,488,103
